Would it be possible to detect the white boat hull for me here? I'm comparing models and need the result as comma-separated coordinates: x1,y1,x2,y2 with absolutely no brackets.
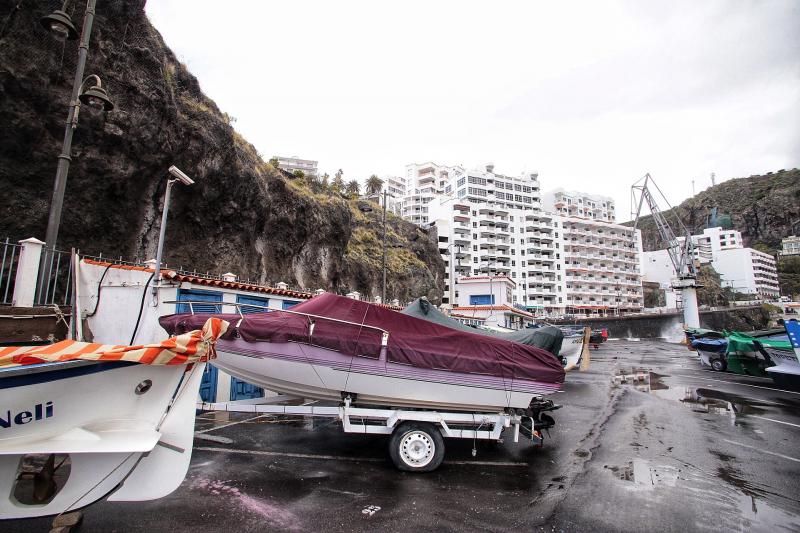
0,361,204,518
214,340,558,412
762,346,800,390
562,334,586,371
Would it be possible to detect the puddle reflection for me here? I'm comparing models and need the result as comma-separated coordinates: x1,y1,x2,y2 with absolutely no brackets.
613,369,769,418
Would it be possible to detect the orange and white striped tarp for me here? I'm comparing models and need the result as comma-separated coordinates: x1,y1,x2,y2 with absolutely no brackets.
0,318,228,368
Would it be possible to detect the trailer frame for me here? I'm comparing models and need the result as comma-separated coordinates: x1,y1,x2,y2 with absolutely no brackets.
197,394,558,471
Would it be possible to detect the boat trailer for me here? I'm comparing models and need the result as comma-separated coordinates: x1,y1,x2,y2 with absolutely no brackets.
197,396,559,472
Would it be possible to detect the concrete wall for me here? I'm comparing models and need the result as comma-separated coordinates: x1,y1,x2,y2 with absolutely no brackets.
552,305,770,339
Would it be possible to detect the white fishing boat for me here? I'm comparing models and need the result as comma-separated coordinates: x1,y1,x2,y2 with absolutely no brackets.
0,319,226,519
561,330,591,371
760,320,800,390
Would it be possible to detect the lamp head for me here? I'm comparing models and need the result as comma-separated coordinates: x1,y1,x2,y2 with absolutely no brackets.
79,83,114,111
40,10,79,41
168,165,194,185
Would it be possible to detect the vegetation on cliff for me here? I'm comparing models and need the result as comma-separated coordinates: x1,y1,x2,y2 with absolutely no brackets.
0,1,443,302
633,169,800,252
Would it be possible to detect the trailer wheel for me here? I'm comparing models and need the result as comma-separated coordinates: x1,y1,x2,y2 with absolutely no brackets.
710,358,726,372
389,422,445,472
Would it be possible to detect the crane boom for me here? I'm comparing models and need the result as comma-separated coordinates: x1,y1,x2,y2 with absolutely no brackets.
631,174,696,279
631,173,700,328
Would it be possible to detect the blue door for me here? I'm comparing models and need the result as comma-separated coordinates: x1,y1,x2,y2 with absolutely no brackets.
199,364,218,402
180,289,223,402
232,294,267,399
282,300,301,309
230,377,264,401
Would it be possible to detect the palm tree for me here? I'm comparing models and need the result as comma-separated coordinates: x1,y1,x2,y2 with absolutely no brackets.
366,174,384,196
320,172,330,188
332,173,344,194
345,179,360,198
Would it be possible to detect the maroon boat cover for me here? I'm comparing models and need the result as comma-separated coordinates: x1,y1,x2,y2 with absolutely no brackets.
159,293,564,384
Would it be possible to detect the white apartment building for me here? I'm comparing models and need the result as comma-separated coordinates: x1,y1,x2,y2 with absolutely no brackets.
425,165,553,311
402,163,644,316
541,190,643,314
274,155,318,177
384,176,408,215
677,227,742,263
714,248,780,299
401,164,646,316
555,216,644,314
542,189,616,223
642,227,780,302
402,162,464,225
781,235,800,256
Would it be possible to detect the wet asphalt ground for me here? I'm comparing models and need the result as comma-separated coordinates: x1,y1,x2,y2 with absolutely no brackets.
6,340,800,532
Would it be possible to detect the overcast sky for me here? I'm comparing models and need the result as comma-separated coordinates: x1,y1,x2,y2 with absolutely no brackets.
145,1,799,222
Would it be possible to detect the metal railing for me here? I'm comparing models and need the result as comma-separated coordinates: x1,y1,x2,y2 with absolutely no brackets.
35,247,74,307
0,238,21,305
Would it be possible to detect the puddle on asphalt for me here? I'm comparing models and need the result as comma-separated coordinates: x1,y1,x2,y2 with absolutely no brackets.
604,458,679,489
605,457,800,529
612,369,770,418
733,492,800,530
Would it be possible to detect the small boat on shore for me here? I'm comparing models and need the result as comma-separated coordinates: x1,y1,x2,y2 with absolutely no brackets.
401,298,589,371
692,337,728,371
0,318,227,519
758,320,800,391
724,329,784,377
160,293,565,412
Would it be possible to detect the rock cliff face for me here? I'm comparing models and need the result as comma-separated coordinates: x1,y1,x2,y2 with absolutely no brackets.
632,169,800,252
0,1,443,302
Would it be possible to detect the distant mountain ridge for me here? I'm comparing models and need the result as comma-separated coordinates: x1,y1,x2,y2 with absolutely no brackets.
629,169,800,253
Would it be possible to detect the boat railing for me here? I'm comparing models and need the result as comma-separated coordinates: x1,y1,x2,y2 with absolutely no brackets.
164,300,390,348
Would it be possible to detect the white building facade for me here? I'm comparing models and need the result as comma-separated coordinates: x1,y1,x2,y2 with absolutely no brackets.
542,189,616,223
713,248,780,299
642,227,780,302
554,216,644,314
781,235,800,257
423,165,557,312
402,162,464,225
450,275,535,330
274,155,318,177
401,164,643,316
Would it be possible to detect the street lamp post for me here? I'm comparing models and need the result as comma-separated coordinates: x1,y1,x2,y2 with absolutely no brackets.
37,0,115,302
152,166,195,297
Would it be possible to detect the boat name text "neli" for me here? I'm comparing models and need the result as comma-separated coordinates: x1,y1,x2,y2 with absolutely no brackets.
0,401,54,429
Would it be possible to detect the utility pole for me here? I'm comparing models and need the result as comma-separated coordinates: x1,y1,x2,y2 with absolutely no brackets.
381,190,387,303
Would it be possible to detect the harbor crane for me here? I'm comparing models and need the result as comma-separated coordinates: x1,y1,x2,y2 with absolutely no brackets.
631,174,701,328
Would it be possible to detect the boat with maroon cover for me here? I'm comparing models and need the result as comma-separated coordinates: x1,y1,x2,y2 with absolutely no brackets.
160,293,565,412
